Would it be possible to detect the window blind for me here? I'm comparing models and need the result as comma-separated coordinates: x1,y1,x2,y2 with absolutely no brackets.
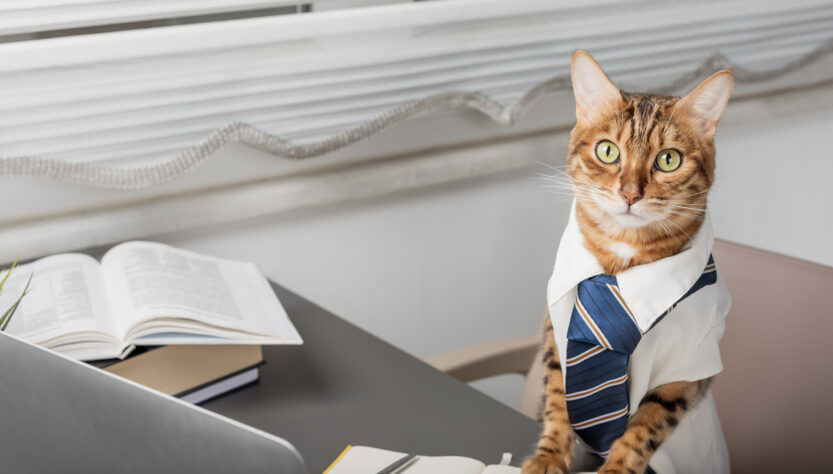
0,1,311,37
0,0,832,188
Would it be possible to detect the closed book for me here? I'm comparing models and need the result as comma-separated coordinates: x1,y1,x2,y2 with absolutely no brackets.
95,345,264,402
179,366,261,405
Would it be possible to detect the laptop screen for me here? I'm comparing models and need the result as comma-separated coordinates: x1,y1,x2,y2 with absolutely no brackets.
0,331,307,474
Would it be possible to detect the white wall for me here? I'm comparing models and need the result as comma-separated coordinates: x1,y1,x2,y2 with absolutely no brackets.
154,85,833,410
710,90,833,267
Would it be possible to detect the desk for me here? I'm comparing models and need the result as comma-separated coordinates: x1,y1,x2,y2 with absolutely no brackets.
203,282,542,472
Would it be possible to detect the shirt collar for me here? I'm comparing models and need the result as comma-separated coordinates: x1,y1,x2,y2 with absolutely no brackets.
547,200,715,333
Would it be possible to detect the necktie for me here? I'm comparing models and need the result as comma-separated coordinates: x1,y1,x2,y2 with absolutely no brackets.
565,256,717,456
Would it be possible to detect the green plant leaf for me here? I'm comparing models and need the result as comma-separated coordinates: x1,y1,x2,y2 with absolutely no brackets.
0,256,20,294
0,273,31,332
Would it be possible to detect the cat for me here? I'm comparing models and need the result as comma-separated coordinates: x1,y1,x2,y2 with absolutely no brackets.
521,51,733,474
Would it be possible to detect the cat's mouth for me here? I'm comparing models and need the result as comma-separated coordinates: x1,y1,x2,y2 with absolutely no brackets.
610,208,650,228
588,198,655,228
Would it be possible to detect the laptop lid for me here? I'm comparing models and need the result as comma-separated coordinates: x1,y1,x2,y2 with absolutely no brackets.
0,331,307,474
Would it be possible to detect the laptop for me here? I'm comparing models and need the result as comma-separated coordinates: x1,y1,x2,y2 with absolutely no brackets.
0,330,307,474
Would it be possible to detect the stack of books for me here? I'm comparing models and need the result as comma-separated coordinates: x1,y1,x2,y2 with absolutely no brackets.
3,240,304,404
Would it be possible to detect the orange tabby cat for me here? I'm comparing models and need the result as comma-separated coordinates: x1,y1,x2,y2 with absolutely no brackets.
522,51,733,474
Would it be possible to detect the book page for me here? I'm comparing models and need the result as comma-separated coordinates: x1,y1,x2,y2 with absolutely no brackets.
326,446,486,474
1,254,118,346
482,466,521,474
101,241,300,343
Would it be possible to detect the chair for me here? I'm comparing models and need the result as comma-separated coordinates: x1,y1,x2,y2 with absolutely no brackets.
426,239,833,473
426,334,543,419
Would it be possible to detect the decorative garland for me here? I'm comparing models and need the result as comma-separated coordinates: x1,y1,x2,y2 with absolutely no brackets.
3,37,833,189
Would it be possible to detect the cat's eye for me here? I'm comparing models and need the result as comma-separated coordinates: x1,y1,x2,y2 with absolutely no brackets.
655,149,682,172
595,140,620,164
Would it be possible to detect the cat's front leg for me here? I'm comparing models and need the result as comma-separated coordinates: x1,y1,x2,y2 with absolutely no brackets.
598,379,711,474
521,314,575,474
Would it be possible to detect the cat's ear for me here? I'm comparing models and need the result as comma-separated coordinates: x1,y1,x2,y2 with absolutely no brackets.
674,70,734,139
571,50,622,124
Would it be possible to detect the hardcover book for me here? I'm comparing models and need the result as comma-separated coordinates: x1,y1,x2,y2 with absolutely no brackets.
94,344,265,404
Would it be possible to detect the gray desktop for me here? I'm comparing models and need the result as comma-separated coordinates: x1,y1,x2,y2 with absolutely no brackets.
0,331,307,473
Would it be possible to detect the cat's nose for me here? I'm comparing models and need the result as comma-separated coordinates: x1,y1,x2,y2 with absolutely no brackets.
619,188,642,206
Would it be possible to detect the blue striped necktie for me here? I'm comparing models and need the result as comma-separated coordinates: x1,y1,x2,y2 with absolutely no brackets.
565,255,717,456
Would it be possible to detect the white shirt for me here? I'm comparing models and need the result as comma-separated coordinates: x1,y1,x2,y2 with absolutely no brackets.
547,203,731,474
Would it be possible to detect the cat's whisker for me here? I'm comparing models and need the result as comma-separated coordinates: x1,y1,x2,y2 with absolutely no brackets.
546,194,579,204
661,206,703,213
661,216,694,243
536,175,581,189
654,219,685,248
665,202,708,211
666,205,708,214
572,187,608,199
568,193,597,200
539,179,602,197
537,182,575,191
540,182,572,191
539,168,607,193
665,201,711,212
570,178,607,192
671,201,736,215
675,189,711,199
666,198,709,207
535,161,568,172
663,210,706,221
547,181,608,201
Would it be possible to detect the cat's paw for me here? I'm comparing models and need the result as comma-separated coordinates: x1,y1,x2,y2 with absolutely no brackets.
521,455,570,474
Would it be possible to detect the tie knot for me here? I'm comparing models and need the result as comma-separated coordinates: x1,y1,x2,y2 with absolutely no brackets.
586,274,618,286
568,274,642,355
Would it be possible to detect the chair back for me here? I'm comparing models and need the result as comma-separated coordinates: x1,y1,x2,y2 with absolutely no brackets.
711,240,833,473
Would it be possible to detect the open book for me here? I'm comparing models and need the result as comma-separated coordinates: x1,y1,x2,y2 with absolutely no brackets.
0,241,302,360
325,446,521,474
325,446,600,474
